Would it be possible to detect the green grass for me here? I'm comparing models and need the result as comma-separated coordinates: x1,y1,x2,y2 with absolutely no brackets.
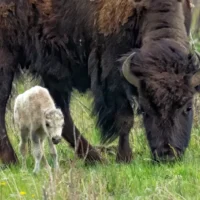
1,79,200,200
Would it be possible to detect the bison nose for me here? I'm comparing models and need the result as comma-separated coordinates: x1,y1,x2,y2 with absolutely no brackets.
152,146,182,163
52,136,61,144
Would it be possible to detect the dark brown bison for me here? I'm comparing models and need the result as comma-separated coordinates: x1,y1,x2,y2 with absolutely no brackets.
0,0,199,165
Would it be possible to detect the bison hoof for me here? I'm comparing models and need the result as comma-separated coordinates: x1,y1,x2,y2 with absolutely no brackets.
0,151,18,165
83,149,102,165
96,145,117,155
116,150,133,163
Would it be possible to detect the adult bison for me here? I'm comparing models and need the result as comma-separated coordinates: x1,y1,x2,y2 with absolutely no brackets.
0,0,199,165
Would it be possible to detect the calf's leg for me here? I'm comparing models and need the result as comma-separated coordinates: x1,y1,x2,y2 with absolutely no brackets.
0,48,18,164
19,128,29,170
31,133,43,174
41,142,51,171
48,137,59,170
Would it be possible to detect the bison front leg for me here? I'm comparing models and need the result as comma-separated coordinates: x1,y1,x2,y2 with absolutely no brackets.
0,48,18,164
115,108,134,163
62,108,102,163
42,80,101,164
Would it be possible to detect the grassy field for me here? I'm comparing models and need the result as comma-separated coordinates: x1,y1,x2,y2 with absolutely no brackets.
1,74,200,200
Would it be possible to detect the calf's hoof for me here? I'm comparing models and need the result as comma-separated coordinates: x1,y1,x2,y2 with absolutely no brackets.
33,167,40,174
20,165,28,173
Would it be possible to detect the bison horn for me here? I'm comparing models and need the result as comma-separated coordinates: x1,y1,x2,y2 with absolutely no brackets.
122,52,140,88
191,70,200,88
192,51,200,66
190,50,200,88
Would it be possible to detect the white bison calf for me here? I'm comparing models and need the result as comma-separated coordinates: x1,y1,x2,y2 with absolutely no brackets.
14,86,64,173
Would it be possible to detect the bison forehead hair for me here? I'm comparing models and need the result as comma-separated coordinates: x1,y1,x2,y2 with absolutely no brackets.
141,73,193,117
125,39,198,117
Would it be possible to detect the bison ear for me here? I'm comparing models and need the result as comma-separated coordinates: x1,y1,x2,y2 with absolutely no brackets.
56,108,64,118
122,52,140,88
43,109,51,119
190,70,200,90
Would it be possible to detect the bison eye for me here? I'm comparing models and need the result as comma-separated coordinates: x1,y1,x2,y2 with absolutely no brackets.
186,106,192,112
46,123,50,127
138,107,145,115
183,106,192,115
139,107,149,118
143,112,149,118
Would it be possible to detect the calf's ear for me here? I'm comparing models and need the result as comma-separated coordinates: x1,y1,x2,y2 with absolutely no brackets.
43,109,52,119
190,70,200,92
56,108,64,118
122,52,140,88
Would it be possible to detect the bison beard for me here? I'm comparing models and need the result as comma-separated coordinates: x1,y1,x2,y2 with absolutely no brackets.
0,0,198,165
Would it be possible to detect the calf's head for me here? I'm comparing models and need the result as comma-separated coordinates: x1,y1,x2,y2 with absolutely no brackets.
43,108,64,144
122,41,200,162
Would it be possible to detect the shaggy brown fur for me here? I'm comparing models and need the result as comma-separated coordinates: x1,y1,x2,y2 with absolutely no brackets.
144,74,193,117
29,0,52,16
141,1,189,47
97,0,190,36
0,2,15,17
97,0,136,36
0,3,15,29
